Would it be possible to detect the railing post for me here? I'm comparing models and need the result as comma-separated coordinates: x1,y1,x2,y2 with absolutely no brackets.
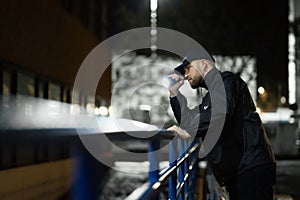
183,139,189,198
178,138,185,200
169,138,177,200
73,145,108,200
148,139,160,200
189,139,200,200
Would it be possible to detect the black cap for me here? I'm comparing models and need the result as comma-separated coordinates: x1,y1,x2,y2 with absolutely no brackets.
174,50,215,76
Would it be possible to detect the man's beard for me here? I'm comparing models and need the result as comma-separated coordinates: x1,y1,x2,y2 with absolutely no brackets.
189,76,203,89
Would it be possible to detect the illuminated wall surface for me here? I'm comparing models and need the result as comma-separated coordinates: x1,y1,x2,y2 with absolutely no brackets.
111,52,257,126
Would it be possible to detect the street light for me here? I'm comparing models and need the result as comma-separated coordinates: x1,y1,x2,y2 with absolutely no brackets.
150,0,158,11
258,86,265,95
150,0,158,59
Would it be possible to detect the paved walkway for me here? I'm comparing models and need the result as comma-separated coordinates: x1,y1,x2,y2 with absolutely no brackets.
274,160,300,200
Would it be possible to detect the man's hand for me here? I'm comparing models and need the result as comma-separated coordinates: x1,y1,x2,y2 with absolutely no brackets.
168,74,185,97
167,125,191,139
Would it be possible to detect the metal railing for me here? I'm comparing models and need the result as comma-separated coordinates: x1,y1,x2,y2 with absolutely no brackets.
124,135,201,200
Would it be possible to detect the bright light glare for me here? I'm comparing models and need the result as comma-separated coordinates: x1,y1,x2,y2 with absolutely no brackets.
256,107,262,114
151,45,157,51
151,13,157,18
258,86,265,95
288,61,296,104
139,104,151,111
99,106,108,116
86,103,95,115
94,107,100,115
150,29,157,36
150,0,158,11
288,29,296,104
108,106,113,116
95,106,109,116
280,96,287,104
199,161,207,169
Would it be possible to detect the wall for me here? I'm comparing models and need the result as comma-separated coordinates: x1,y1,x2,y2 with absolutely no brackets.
0,0,111,101
0,159,73,200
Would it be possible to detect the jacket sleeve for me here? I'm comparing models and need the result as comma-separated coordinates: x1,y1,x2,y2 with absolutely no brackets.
170,92,202,138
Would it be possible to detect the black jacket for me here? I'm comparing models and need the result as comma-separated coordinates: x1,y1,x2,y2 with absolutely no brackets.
170,68,276,186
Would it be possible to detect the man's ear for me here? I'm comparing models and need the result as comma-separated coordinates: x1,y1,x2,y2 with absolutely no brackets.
200,59,211,75
199,59,207,67
198,59,207,69
202,59,208,65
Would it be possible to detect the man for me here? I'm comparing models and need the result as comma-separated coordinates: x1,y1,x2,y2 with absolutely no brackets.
168,50,276,200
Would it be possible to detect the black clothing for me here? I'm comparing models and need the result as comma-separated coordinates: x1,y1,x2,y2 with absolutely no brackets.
170,68,276,187
226,164,276,200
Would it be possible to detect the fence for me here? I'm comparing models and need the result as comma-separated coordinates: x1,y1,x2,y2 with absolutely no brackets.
112,132,201,200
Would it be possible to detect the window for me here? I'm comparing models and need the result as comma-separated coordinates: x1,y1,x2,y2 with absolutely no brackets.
17,73,34,96
38,81,44,98
48,83,61,101
2,70,11,95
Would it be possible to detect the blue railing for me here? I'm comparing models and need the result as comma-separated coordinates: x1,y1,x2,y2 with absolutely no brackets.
125,135,201,200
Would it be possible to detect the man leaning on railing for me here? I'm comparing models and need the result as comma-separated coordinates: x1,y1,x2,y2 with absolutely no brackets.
167,49,276,200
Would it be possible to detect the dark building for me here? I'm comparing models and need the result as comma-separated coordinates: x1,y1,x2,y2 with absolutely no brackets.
0,0,111,199
0,0,112,106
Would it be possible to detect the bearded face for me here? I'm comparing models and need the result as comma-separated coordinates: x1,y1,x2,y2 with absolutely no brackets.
184,62,204,89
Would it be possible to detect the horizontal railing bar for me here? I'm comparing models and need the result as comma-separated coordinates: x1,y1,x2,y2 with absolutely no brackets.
176,181,185,198
184,173,189,182
189,143,200,153
0,129,176,142
158,166,170,177
176,142,199,167
105,130,176,141
125,178,167,200
177,153,189,166
158,166,177,182
125,182,150,200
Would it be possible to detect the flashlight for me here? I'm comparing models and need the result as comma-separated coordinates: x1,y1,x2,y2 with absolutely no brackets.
162,76,183,89
167,77,180,87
